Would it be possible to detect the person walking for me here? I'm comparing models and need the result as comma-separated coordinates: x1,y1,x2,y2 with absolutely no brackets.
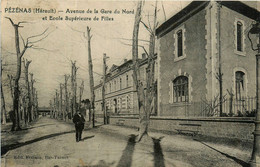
73,111,85,142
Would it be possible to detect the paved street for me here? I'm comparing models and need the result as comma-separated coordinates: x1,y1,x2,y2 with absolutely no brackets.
1,116,252,167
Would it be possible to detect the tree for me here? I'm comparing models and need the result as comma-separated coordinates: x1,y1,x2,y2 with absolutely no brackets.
64,75,70,120
132,1,158,142
86,26,96,128
6,17,49,131
102,53,109,124
23,59,32,123
1,60,7,124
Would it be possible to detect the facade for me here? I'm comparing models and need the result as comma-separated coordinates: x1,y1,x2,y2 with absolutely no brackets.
156,1,259,117
94,55,158,115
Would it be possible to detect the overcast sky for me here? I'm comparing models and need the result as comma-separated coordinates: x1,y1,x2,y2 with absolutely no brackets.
3,0,258,108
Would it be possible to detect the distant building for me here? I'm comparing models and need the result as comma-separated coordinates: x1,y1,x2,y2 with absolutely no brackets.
94,54,158,115
156,1,259,117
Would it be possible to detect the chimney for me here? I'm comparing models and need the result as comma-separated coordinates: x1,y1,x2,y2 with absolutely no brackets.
124,59,127,63
142,53,146,59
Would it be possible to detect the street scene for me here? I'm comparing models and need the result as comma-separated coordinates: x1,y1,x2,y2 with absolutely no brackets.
1,0,260,167
1,116,253,167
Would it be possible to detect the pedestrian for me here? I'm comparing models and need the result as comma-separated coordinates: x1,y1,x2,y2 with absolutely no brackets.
73,110,85,142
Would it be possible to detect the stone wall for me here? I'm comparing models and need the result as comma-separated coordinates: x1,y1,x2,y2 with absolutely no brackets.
106,116,255,141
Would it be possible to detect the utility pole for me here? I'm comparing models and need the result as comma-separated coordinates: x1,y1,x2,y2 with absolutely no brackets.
87,26,95,128
102,53,109,124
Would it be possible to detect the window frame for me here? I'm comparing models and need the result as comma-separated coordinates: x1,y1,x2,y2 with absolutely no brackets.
174,25,186,62
173,76,189,103
234,18,246,56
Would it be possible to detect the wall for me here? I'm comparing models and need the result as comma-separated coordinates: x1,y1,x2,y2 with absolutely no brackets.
108,116,254,141
220,5,257,99
158,8,207,117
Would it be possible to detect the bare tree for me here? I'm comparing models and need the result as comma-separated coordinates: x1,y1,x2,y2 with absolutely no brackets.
6,17,50,131
87,26,95,128
1,60,7,124
132,1,158,142
79,80,84,111
102,53,109,124
23,59,32,123
64,75,70,121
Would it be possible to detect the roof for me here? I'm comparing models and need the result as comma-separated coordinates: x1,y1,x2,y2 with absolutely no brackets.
156,1,260,38
94,55,157,89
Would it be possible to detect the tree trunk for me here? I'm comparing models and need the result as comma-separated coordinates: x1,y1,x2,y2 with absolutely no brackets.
64,75,69,120
1,82,7,124
30,74,35,121
23,60,32,123
132,1,157,142
132,1,147,142
60,83,63,120
87,26,95,128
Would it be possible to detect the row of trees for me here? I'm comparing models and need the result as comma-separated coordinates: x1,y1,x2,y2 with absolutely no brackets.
1,18,50,131
49,25,96,127
50,61,85,121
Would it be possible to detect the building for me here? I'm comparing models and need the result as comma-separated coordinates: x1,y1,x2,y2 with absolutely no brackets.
94,54,158,116
156,1,259,117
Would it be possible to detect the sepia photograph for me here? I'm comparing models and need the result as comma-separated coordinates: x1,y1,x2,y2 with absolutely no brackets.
1,0,260,166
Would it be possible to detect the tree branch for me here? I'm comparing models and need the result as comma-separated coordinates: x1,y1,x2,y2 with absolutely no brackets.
5,17,14,26
140,20,152,34
27,28,49,41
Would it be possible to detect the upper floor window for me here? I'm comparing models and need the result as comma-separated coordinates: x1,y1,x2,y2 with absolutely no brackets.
234,18,245,56
120,78,122,89
235,71,245,99
109,83,111,93
177,30,183,57
114,80,116,91
174,25,186,61
236,21,243,52
173,76,188,102
126,75,129,87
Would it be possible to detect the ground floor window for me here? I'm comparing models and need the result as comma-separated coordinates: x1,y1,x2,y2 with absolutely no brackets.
235,71,245,100
173,76,188,102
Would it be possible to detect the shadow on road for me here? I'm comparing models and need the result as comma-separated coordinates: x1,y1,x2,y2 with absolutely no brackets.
1,130,74,156
117,134,136,167
194,139,249,167
152,136,165,167
81,135,95,141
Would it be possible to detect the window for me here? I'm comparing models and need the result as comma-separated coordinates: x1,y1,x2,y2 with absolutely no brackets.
126,75,129,87
120,78,122,89
114,80,116,91
237,21,243,52
109,83,111,93
173,76,188,102
177,30,183,57
235,71,245,99
174,25,186,61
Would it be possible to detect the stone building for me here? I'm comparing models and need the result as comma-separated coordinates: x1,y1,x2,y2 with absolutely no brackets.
156,1,259,117
94,55,158,115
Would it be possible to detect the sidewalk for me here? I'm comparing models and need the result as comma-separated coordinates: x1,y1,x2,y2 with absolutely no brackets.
1,117,253,167
98,124,252,167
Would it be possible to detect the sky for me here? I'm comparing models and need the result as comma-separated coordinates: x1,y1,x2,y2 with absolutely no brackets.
2,0,258,108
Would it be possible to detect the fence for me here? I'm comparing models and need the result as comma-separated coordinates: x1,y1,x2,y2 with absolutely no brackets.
197,97,256,117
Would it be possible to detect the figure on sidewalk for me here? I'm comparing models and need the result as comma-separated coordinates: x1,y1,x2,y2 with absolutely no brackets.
73,110,85,142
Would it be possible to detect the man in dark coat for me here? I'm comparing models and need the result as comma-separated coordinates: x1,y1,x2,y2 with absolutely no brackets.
73,111,85,142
